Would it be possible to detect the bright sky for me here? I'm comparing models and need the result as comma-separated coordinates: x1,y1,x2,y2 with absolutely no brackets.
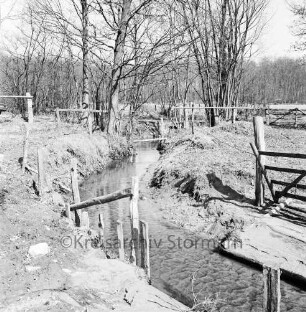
256,0,301,60
0,0,303,60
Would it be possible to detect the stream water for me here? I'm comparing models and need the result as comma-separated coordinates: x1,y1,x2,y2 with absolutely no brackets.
79,143,306,312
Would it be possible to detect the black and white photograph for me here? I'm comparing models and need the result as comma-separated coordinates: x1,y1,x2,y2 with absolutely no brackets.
0,0,306,311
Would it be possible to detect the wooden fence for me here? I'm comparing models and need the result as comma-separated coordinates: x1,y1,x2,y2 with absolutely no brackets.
55,108,108,135
170,104,263,132
252,116,306,219
265,104,306,127
0,93,33,123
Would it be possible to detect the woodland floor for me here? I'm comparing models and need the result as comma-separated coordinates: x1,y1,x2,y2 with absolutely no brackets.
148,121,306,282
0,113,187,312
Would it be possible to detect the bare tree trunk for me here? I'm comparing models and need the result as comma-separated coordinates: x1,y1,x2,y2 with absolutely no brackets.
81,0,89,109
108,0,132,134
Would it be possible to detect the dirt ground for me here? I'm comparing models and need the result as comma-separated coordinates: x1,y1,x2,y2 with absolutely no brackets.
149,121,306,281
0,113,187,312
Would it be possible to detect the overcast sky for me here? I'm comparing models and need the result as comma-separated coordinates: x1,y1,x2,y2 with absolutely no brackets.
0,0,303,61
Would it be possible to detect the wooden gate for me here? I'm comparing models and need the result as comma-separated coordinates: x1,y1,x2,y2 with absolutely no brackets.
251,117,306,213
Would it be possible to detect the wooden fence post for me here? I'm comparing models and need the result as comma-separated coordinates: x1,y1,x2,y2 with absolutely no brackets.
294,109,298,128
179,107,182,128
26,92,33,124
81,211,89,229
265,109,270,126
263,266,281,312
253,117,266,206
22,124,30,173
232,108,236,124
70,158,81,226
191,103,195,134
88,113,93,135
66,203,71,220
184,107,189,129
117,220,125,261
56,107,60,127
130,176,139,265
159,117,165,137
37,148,48,197
140,220,150,280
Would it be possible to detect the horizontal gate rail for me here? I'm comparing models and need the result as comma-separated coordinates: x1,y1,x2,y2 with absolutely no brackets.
271,180,306,190
265,166,306,175
259,151,306,159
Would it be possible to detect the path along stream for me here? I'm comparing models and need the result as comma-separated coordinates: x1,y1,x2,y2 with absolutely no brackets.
79,143,306,312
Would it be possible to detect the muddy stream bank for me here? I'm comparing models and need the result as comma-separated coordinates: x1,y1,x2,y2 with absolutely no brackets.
79,143,306,312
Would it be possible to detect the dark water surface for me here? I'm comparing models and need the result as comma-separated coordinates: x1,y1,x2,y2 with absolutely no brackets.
79,143,306,312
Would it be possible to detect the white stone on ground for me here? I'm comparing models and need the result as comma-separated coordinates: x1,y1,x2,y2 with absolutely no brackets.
28,243,50,258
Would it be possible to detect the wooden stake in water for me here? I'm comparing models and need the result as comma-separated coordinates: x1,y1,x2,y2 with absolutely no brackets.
130,176,139,265
98,213,105,247
81,211,89,229
117,220,124,261
263,266,281,312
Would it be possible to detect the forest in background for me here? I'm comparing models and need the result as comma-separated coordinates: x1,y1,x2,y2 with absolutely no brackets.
1,0,306,133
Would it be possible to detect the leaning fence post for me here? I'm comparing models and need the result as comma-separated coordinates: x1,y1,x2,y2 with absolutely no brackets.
130,176,139,265
70,158,81,226
22,124,30,173
37,148,48,197
140,220,150,280
253,116,266,206
117,220,125,261
26,92,33,124
263,266,281,312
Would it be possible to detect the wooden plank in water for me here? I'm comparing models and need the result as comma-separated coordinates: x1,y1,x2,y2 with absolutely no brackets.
70,188,132,211
117,220,124,261
133,138,166,143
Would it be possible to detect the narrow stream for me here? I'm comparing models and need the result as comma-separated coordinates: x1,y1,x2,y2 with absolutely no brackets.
79,143,306,312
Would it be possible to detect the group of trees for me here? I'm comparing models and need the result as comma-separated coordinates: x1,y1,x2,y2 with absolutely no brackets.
2,0,297,132
241,57,306,104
